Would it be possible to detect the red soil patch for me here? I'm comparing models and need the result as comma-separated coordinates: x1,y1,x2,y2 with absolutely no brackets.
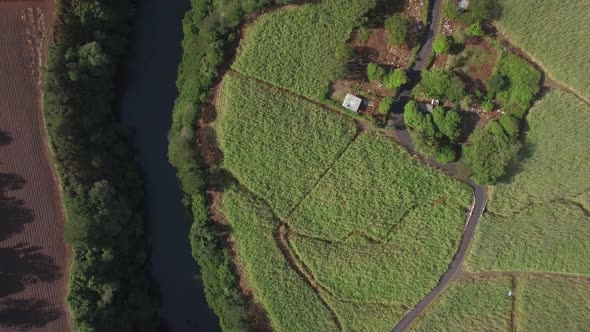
0,1,73,331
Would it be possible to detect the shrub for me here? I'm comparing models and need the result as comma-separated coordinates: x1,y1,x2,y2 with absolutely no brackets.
385,15,409,46
466,22,485,37
367,63,386,82
432,107,463,142
481,100,494,111
444,0,460,19
413,69,466,102
379,96,394,114
383,68,408,90
494,53,542,117
435,145,458,163
499,114,521,139
357,26,371,43
433,35,451,54
486,74,506,99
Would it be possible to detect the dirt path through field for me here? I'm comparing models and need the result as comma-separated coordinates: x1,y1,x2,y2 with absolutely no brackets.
0,1,73,331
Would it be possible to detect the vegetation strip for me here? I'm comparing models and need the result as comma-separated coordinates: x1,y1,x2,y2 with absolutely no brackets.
42,1,158,330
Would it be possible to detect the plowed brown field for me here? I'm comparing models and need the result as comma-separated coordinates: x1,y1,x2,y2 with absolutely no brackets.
0,0,73,331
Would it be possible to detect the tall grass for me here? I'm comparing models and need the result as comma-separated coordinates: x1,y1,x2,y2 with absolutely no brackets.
290,132,472,241
409,278,513,332
222,187,339,332
496,0,590,101
516,276,590,332
288,132,472,305
468,90,590,273
216,73,357,216
232,0,376,101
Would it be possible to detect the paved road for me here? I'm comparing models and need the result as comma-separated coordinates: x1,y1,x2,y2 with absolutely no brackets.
387,0,490,330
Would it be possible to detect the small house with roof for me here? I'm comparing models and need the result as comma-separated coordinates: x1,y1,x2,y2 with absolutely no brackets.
342,93,362,113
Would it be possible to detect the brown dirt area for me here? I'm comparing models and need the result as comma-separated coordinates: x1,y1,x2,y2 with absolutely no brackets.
0,1,73,331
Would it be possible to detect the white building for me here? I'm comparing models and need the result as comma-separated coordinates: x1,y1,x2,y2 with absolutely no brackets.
342,93,362,113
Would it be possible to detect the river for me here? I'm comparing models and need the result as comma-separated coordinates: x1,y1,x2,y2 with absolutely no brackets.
118,0,220,331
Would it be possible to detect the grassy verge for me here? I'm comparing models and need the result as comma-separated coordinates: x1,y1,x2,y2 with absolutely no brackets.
215,73,357,216
467,90,590,274
42,1,158,330
516,276,590,332
408,278,513,332
496,0,590,101
232,0,377,101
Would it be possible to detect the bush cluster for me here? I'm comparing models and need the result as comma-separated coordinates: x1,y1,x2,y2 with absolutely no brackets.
464,114,522,184
168,0,297,330
384,15,409,46
413,69,466,102
491,53,541,117
404,101,462,163
42,1,159,331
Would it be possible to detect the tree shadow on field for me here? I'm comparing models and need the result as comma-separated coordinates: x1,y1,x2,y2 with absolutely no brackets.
0,298,61,330
0,173,33,242
0,243,62,298
0,130,12,147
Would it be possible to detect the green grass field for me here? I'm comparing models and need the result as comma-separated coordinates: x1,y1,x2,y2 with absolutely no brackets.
496,0,590,101
288,132,471,304
516,276,590,332
467,90,590,273
289,132,472,241
216,73,357,216
221,187,339,332
409,278,513,332
232,0,376,101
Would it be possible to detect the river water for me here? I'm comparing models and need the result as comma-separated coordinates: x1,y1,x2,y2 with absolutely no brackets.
119,0,220,331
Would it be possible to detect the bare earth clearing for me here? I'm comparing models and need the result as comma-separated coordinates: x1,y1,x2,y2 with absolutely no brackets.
0,0,72,330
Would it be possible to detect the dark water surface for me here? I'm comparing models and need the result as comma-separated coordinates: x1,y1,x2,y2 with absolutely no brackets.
119,0,220,331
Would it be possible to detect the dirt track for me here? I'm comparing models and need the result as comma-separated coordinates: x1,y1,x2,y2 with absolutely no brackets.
0,1,73,331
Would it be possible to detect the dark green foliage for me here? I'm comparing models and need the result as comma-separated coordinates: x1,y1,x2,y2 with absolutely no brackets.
385,15,409,46
367,63,386,82
405,101,462,158
383,69,408,90
486,73,506,99
499,114,521,139
413,69,466,102
168,0,299,330
379,96,394,114
444,0,460,19
464,126,521,184
432,107,463,142
433,35,451,54
42,1,159,331
435,145,458,164
481,100,494,111
494,53,541,117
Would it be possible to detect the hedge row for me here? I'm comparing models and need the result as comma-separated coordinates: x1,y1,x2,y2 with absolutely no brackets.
168,0,295,330
42,1,159,331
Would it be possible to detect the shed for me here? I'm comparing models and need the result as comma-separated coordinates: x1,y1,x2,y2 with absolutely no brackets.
342,93,362,113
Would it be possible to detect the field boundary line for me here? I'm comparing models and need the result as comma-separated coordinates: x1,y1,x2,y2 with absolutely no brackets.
461,270,590,281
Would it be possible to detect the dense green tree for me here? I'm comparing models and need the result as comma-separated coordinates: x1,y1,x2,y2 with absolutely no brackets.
486,73,506,99
379,96,394,114
432,107,463,142
464,128,521,184
367,63,385,82
466,22,485,37
499,114,521,139
383,68,408,90
435,145,457,163
385,15,409,46
433,35,451,54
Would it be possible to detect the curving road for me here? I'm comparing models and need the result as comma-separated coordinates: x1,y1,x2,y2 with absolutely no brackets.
387,0,490,330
